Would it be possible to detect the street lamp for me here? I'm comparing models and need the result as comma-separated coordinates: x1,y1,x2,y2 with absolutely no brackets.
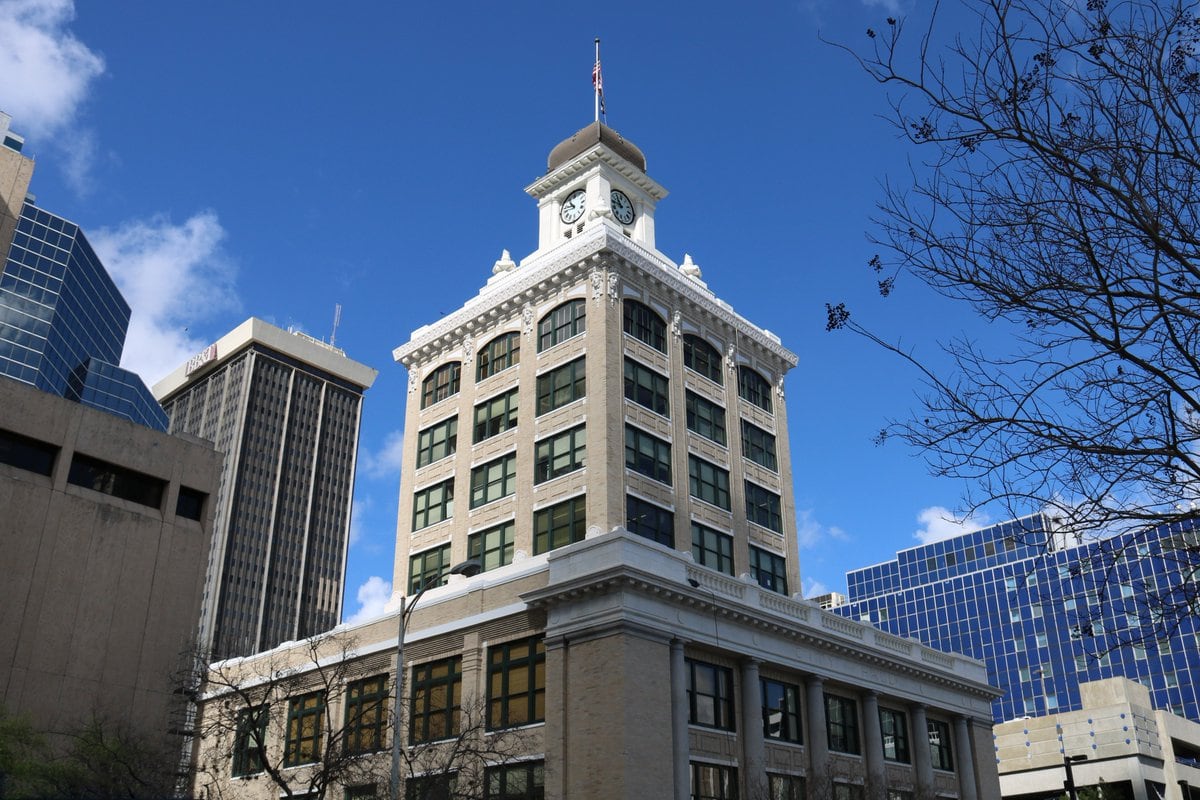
390,559,482,800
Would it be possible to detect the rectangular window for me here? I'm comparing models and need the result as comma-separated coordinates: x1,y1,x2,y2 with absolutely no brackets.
750,546,788,595
232,706,268,777
344,675,388,755
688,456,730,510
468,521,515,573
534,424,586,483
477,332,520,381
533,495,585,554
176,486,207,521
686,391,726,445
762,678,802,743
67,453,165,508
825,694,860,754
692,523,734,575
625,424,672,484
350,783,382,800
834,784,864,800
928,719,954,771
626,494,674,546
487,637,545,729
405,775,454,800
879,707,910,762
409,544,451,594
741,420,777,470
413,479,454,530
746,482,783,532
485,761,544,800
624,357,670,417
0,428,57,476
284,691,325,766
536,357,585,415
417,417,458,467
737,366,773,413
691,762,738,800
687,660,735,730
769,775,805,800
411,656,462,744
471,453,517,508
474,389,518,442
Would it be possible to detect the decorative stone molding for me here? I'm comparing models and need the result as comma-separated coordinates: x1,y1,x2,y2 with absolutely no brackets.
726,342,737,374
522,304,534,337
607,273,619,306
492,249,517,275
408,369,418,393
590,268,605,305
680,253,702,281
671,310,681,338
462,335,474,365
776,375,785,399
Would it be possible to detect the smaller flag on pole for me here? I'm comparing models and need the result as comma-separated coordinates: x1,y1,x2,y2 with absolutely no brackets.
593,38,605,121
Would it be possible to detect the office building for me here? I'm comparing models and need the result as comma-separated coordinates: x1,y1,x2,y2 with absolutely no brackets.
154,318,378,659
192,121,1003,800
833,514,1200,725
0,113,168,431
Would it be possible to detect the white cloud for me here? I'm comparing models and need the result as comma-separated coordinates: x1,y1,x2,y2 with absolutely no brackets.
913,505,991,545
348,494,370,547
861,0,905,14
89,211,238,385
802,577,829,599
795,508,849,550
345,575,392,625
359,429,405,480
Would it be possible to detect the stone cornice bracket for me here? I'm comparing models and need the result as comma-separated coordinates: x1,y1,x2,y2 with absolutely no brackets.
407,368,418,393
590,267,606,305
462,335,474,365
776,375,785,399
726,342,737,375
608,272,619,306
671,310,681,338
522,303,534,337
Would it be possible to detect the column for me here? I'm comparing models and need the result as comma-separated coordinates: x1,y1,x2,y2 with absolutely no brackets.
911,703,933,796
671,639,690,800
741,659,765,791
806,675,829,778
953,716,979,800
862,691,885,797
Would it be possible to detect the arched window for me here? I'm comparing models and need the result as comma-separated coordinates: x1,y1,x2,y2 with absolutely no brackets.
683,335,723,385
421,362,461,409
538,300,586,352
477,332,521,381
737,366,773,413
622,299,666,352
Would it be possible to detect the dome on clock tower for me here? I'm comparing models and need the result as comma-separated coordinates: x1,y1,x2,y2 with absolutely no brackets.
547,121,646,173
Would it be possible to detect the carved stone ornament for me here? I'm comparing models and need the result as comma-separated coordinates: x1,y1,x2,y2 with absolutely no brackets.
408,369,419,392
462,335,474,364
726,342,737,373
522,303,534,336
591,268,605,305
680,253,703,281
608,273,619,306
776,374,786,399
492,249,517,275
671,310,682,337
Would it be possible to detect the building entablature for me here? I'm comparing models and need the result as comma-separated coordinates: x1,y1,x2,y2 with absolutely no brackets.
525,143,667,204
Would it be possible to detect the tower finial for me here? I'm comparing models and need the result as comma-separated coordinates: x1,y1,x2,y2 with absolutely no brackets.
593,38,606,124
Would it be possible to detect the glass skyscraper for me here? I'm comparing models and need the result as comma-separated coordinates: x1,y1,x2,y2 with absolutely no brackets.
834,514,1200,724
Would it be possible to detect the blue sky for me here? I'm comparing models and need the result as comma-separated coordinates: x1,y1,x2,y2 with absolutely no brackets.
0,0,1005,621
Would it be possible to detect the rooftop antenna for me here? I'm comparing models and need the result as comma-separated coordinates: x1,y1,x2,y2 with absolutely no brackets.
329,303,342,347
593,38,606,124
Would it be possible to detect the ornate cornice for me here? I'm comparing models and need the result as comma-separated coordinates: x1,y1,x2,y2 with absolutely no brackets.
525,144,667,201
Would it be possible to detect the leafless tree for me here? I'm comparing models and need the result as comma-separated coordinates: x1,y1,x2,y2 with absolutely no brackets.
825,0,1200,640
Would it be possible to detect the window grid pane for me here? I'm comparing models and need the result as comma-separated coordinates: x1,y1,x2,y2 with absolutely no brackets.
537,300,586,352
410,657,462,744
825,694,860,755
474,388,518,442
284,691,325,766
741,419,777,471
623,299,666,352
487,637,546,730
421,362,461,409
536,357,586,415
477,332,521,381
533,495,586,554
750,546,788,595
692,523,734,575
686,390,727,445
417,416,458,468
688,456,730,510
413,479,454,530
745,481,783,533
683,335,724,385
625,424,672,485
687,660,735,730
471,453,518,508
534,423,587,484
468,522,516,573
626,494,674,546
624,357,670,416
737,366,773,413
409,543,451,594
345,675,388,754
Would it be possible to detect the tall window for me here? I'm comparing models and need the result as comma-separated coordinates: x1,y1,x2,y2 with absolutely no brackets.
533,495,585,554
485,762,545,800
344,675,388,754
409,543,450,594
536,357,586,415
468,522,515,573
692,523,734,575
416,417,457,468
928,719,954,771
762,678,802,743
625,425,672,485
421,362,461,409
284,691,325,766
413,479,454,530
411,656,462,744
683,334,724,385
741,420,777,470
686,391,726,445
691,762,738,800
477,332,520,381
624,358,670,416
534,424,586,483
474,389,518,442
407,775,456,800
537,299,586,351
750,546,788,594
825,694,860,754
687,660,735,729
688,456,730,510
737,365,773,413
623,299,666,352
470,453,517,508
487,637,545,729
880,707,910,763
626,494,674,546
232,706,268,777
769,775,805,800
745,482,782,532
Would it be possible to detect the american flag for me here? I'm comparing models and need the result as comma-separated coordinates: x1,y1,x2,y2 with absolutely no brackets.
593,59,606,115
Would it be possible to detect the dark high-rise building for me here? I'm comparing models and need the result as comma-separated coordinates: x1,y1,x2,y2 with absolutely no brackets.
154,318,377,659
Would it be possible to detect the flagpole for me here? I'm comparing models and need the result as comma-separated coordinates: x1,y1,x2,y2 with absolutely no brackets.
594,38,600,123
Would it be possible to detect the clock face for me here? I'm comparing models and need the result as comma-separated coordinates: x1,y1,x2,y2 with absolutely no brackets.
560,189,587,224
611,190,635,225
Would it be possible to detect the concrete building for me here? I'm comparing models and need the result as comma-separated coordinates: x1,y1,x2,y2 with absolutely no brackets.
995,677,1200,800
192,121,1003,800
154,318,378,659
0,376,219,759
832,515,1200,725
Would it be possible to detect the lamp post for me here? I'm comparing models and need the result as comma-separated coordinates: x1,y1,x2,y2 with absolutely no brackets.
390,559,482,800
